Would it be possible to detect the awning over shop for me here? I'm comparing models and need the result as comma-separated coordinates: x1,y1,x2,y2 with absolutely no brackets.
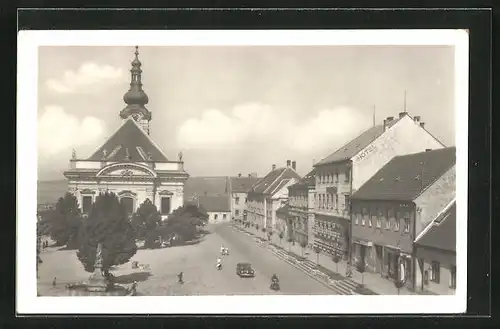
353,239,373,247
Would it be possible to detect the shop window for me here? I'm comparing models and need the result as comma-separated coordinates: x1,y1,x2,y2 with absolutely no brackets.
450,266,456,289
431,261,440,283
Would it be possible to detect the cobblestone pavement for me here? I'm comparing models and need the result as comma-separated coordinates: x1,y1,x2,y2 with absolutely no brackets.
38,224,335,296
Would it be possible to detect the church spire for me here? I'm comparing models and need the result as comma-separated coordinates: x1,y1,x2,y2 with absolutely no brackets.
119,46,152,134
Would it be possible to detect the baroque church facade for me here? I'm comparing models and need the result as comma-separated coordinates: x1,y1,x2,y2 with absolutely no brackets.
63,46,189,220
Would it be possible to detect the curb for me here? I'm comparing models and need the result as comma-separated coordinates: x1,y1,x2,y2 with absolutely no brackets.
231,225,351,294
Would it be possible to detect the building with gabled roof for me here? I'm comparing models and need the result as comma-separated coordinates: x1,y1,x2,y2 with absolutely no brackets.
246,160,301,231
187,195,231,224
228,175,260,222
414,199,456,295
63,47,189,219
286,168,316,248
312,110,446,263
350,147,456,292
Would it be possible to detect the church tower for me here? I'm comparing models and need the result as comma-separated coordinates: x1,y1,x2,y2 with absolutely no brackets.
119,46,152,135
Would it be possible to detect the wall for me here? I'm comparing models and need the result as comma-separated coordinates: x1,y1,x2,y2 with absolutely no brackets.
351,200,415,254
208,211,231,224
314,213,349,258
231,192,248,220
352,115,445,193
314,161,351,220
414,165,456,236
414,246,456,295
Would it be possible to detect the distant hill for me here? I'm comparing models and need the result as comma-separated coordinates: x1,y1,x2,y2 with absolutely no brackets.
37,180,68,205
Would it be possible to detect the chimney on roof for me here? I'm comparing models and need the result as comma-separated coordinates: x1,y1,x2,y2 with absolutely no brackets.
286,160,291,168
386,116,394,122
414,116,421,122
292,161,296,170
272,164,276,171
238,173,242,177
425,148,432,152
383,119,387,131
399,111,407,119
420,122,425,128
248,174,251,177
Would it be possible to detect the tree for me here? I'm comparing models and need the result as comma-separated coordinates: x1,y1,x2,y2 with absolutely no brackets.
299,240,307,256
314,245,321,264
332,254,341,273
77,192,137,277
48,192,82,248
278,231,284,245
155,204,208,243
131,199,161,248
356,257,366,286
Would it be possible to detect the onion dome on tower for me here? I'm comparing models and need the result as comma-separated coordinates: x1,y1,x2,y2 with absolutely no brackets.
119,46,152,123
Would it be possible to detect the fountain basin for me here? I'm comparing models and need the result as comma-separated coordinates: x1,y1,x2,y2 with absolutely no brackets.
65,283,133,296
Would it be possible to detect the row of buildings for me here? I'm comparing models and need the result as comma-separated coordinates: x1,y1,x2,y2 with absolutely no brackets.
237,111,456,295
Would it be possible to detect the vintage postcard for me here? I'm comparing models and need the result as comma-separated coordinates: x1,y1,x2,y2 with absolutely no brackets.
17,29,468,314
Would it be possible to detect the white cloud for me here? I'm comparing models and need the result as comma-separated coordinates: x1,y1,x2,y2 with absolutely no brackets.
37,105,106,159
177,103,371,154
45,62,125,94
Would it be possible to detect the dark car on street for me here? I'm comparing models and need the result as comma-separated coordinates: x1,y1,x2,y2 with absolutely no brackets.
236,262,255,277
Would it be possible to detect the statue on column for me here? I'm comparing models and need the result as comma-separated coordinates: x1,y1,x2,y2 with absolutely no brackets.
88,242,108,289
72,149,77,160
178,151,183,162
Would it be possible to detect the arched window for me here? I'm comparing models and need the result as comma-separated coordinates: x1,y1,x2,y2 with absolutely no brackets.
120,197,134,215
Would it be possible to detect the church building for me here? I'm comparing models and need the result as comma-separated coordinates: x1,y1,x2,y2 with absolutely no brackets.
63,46,189,220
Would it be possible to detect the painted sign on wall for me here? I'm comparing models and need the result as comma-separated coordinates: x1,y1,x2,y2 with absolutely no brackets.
355,144,377,163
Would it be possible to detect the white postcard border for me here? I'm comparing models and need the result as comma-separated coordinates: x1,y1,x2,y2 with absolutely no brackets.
17,29,469,314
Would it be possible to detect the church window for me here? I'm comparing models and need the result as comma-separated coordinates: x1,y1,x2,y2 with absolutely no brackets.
120,197,134,215
82,196,93,214
161,197,171,215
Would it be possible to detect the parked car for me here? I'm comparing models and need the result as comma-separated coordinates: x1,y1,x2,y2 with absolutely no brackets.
236,262,255,277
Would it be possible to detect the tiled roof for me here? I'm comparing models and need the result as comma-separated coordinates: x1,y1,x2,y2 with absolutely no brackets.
316,119,399,166
229,177,260,193
415,201,456,252
193,195,231,212
87,118,169,162
291,169,316,189
250,167,301,195
352,147,456,201
184,177,229,200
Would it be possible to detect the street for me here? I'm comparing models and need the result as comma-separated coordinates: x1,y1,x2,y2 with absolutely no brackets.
38,223,335,296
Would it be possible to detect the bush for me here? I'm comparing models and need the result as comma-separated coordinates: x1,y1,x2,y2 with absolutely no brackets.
77,192,137,275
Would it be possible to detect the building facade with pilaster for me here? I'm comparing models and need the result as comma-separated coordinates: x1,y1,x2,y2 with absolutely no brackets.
63,47,189,220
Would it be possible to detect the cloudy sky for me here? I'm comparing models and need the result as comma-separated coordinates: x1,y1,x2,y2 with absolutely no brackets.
37,45,455,181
